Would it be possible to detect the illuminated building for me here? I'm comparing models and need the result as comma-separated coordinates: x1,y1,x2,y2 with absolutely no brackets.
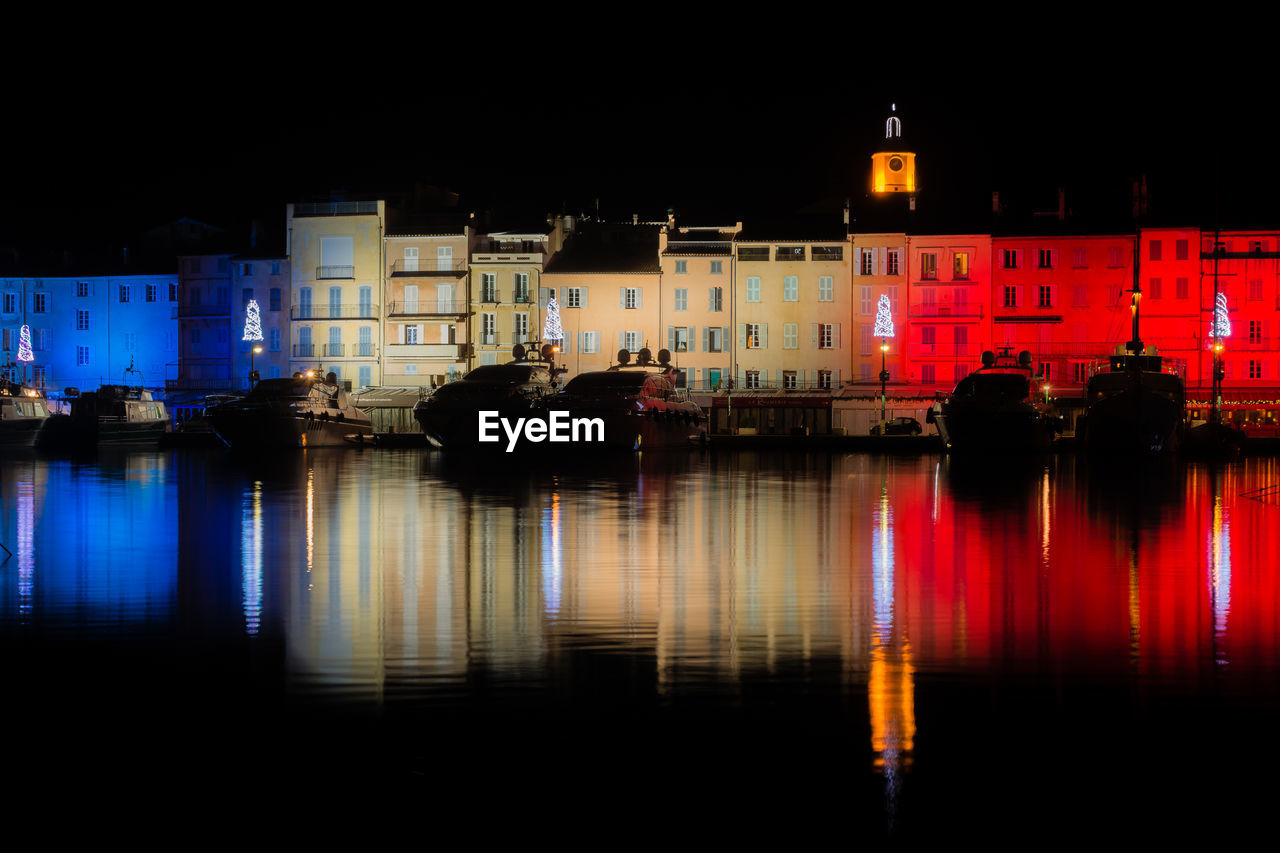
850,233,908,387
383,224,472,387
903,233,992,390
469,218,567,369
870,104,916,195
655,217,740,392
286,200,386,390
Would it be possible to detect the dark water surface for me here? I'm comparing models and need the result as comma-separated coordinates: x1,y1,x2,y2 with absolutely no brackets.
4,447,1280,839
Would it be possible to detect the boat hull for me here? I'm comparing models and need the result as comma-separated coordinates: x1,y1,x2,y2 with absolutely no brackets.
1083,388,1182,455
936,404,1054,453
0,418,47,447
211,407,372,449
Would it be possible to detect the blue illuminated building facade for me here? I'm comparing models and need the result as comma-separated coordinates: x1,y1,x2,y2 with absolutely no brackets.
1,273,179,396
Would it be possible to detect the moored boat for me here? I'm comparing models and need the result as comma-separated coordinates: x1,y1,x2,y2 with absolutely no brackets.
0,378,52,447
535,347,706,451
932,348,1059,453
40,384,169,447
413,343,560,451
208,371,372,449
1080,349,1185,455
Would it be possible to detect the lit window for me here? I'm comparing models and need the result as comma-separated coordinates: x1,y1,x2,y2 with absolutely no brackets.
953,253,969,279
862,251,876,276
886,250,900,275
920,253,937,279
817,324,834,349
745,324,762,348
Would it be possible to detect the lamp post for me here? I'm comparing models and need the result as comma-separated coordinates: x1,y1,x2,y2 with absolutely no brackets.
873,294,895,435
879,341,890,433
250,345,262,388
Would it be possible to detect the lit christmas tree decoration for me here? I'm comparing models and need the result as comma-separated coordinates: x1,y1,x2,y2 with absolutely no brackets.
874,294,895,338
17,324,34,362
542,293,563,342
1211,291,1231,339
242,299,264,342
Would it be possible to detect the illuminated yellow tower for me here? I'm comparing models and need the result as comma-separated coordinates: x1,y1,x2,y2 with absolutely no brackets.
871,104,917,194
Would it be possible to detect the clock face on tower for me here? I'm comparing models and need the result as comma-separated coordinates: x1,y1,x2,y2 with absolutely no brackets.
889,157,904,172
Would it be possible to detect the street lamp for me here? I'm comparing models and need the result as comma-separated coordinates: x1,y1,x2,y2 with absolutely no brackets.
251,345,263,388
879,342,890,433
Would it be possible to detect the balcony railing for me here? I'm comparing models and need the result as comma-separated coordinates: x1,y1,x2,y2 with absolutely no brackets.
390,259,468,275
387,300,470,316
316,265,355,280
908,304,984,318
354,343,377,357
291,304,380,320
384,343,467,359
910,343,982,357
293,201,379,217
322,344,345,357
293,345,315,357
177,303,232,317
472,249,543,263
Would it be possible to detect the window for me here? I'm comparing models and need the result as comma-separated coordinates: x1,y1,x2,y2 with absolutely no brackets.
270,288,281,311
1002,249,1019,269
674,288,688,311
77,310,89,331
813,246,843,261
1108,247,1124,267
1038,249,1053,269
1249,279,1263,301
921,364,936,384
817,370,832,390
953,253,969,279
819,276,833,302
77,346,90,366
77,281,90,297
746,277,760,302
1176,239,1189,260
1004,285,1018,308
783,371,798,390
887,285,899,315
738,247,769,261
1039,362,1052,381
1073,363,1088,383
707,327,724,353
403,364,418,376
118,284,130,303
675,260,687,274
481,273,497,302
862,250,876,276
169,283,178,301
1149,278,1162,299
745,370,761,390
241,263,254,276
920,252,937,280
1108,285,1123,305
271,262,282,276
783,323,798,349
270,327,281,352
1249,360,1263,379
674,327,689,352
745,323,761,348
709,287,723,311
1249,320,1263,344
1176,278,1189,299
776,246,804,261
624,287,639,309
624,331,641,352
581,331,599,354
710,260,723,274
1250,240,1266,253
860,286,873,314
817,324,834,349
514,313,529,343
144,283,156,302
567,287,583,308
861,325,872,356
33,293,47,313
886,250,900,276
1149,240,1162,261
405,324,420,345
481,312,495,345
783,276,798,302
1073,285,1088,307
513,273,530,302
3,292,14,313
1038,285,1052,308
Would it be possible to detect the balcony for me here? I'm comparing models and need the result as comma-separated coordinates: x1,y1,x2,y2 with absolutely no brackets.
291,304,380,320
322,344,345,357
390,259,468,276
910,342,982,358
316,265,355,280
384,343,468,359
471,248,543,264
293,201,379,217
293,344,315,357
388,300,470,317
908,304,984,318
177,303,232,318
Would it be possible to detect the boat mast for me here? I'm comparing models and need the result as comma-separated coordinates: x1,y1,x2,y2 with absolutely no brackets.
1128,221,1143,356
1211,224,1223,427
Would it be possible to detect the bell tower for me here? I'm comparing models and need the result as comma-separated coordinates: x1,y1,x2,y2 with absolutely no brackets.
871,104,917,194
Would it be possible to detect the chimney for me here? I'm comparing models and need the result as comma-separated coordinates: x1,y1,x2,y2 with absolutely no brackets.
633,213,638,226
992,191,1001,214
1057,187,1066,221
667,208,676,232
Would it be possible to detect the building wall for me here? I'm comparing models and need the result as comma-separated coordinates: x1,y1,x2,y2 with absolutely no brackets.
733,239,852,391
539,271,662,380
655,227,737,390
2,274,178,393
991,234,1136,394
469,222,564,370
1194,228,1280,398
383,231,471,387
904,234,992,389
176,253,234,390
231,257,291,386
850,234,908,386
287,201,385,389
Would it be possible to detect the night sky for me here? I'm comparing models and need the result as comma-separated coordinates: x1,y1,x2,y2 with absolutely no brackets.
5,28,1276,257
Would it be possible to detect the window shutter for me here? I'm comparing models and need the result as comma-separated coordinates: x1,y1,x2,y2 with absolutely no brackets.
811,323,818,348
709,288,716,309
578,331,584,353
722,326,729,349
854,249,862,276
620,287,625,309
1050,285,1058,308
775,369,783,388
833,369,841,388
878,248,886,276
618,331,625,352
635,289,642,310
702,327,709,352
688,326,696,352
738,324,746,350
397,324,405,344
735,368,744,389
834,324,841,349
558,287,566,306
667,326,674,351
761,324,768,349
